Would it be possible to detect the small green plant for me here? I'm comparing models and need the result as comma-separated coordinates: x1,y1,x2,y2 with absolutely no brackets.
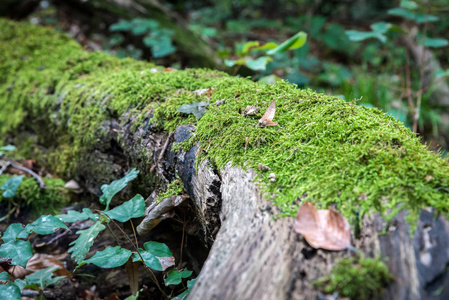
0,266,66,299
0,169,195,299
313,256,394,300
224,31,307,74
109,18,176,59
159,176,185,200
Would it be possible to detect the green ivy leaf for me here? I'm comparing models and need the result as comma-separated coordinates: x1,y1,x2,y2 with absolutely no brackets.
56,208,98,223
177,102,210,120
24,266,65,289
245,56,273,71
436,69,449,79
241,41,259,55
25,215,69,235
99,169,139,211
82,246,132,268
252,42,278,51
400,0,418,10
133,241,174,271
172,278,197,300
108,34,124,46
421,37,448,48
224,58,246,67
267,31,307,55
13,279,26,291
104,194,145,222
1,223,28,242
150,37,176,58
1,175,24,198
345,30,386,43
109,20,133,31
0,240,33,268
164,269,193,286
0,283,21,300
0,145,15,156
68,221,106,264
388,8,439,23
0,272,12,281
370,22,392,34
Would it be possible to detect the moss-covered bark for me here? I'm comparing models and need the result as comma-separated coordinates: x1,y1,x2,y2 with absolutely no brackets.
1,18,448,228
3,18,449,299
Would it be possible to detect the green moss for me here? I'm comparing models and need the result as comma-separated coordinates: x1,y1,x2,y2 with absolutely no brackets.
0,175,68,215
158,176,184,200
1,19,449,231
313,256,394,299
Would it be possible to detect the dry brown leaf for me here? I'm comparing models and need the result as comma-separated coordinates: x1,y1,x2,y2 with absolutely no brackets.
294,202,351,251
8,253,70,280
258,100,278,127
243,105,259,116
192,88,215,97
104,293,120,300
126,259,140,296
157,256,175,271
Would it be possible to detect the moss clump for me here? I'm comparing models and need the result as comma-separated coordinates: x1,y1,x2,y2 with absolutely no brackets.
1,19,449,230
0,175,68,215
313,256,394,299
177,80,449,229
158,176,184,200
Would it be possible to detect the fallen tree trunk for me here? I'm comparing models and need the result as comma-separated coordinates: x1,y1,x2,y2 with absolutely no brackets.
1,19,449,300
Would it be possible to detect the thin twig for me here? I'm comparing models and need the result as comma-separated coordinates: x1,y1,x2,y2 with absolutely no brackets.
0,162,10,175
46,221,82,245
0,161,45,189
178,216,186,268
283,147,298,163
405,51,415,112
158,132,174,162
157,133,174,184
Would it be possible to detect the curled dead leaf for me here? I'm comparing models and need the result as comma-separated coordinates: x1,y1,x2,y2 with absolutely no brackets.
243,105,259,116
192,88,215,98
258,100,278,127
294,202,351,251
157,256,175,271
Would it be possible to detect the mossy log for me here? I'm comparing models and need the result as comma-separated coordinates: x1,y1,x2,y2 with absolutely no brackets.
2,19,449,300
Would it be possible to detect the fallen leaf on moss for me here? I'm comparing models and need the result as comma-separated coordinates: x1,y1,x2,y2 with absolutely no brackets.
294,202,351,251
192,88,215,98
243,105,259,116
258,100,278,127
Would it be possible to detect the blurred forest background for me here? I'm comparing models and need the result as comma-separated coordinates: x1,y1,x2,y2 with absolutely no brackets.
2,0,449,152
